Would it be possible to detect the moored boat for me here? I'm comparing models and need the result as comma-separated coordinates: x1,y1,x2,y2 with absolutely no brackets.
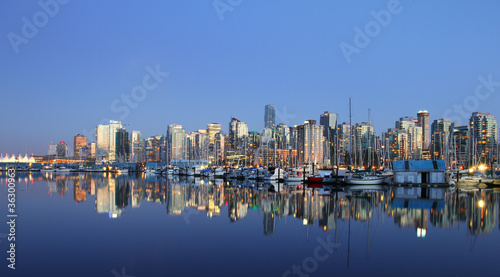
346,175,385,185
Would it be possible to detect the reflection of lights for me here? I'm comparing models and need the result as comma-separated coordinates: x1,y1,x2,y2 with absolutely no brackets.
303,219,308,225
380,195,384,201
478,200,485,208
417,227,427,238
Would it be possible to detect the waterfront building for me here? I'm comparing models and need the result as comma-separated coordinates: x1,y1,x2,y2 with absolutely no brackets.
430,119,454,161
186,130,209,160
145,136,162,162
337,122,354,165
48,143,58,156
229,118,248,150
131,131,145,163
264,104,276,129
167,124,187,162
297,120,324,166
320,111,338,166
451,125,470,169
96,124,110,162
469,112,497,164
393,160,446,184
396,117,423,160
56,141,68,158
417,110,430,159
108,120,123,163
73,134,87,158
89,142,96,158
115,128,130,162
354,122,375,167
206,123,222,164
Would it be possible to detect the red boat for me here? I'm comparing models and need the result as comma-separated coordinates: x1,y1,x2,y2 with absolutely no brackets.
307,176,324,183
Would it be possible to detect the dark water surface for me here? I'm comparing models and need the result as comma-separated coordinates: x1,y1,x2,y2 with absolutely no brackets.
1,172,499,277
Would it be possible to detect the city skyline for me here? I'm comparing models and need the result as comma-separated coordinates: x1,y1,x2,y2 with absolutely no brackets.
2,1,500,155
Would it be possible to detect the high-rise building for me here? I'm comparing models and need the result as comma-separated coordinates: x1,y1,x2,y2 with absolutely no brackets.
206,123,222,165
469,112,497,164
417,110,430,156
229,118,248,151
48,143,58,156
74,134,87,158
206,123,222,144
430,119,454,161
115,129,130,162
213,132,225,165
451,125,470,169
89,142,96,158
108,120,123,163
396,117,423,160
264,104,276,129
320,111,338,166
354,122,375,167
167,124,187,162
337,122,354,164
56,141,68,158
297,120,324,165
187,130,209,160
145,136,161,162
131,131,144,163
96,124,110,162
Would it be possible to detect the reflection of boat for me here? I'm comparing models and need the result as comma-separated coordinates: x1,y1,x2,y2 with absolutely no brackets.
345,184,386,191
117,168,129,174
346,175,385,185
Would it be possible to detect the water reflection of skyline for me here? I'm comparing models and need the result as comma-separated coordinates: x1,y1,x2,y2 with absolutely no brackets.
1,172,499,239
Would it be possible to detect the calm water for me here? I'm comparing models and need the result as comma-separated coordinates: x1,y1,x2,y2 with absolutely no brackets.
1,172,499,277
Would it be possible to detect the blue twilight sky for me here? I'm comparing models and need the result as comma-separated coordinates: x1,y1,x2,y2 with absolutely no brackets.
1,0,500,155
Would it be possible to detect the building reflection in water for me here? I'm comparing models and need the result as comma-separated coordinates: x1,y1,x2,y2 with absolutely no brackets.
3,171,496,240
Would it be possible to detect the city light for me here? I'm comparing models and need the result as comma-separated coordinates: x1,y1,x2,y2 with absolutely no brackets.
478,200,485,208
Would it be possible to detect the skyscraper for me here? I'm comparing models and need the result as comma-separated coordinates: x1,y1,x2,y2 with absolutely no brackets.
469,112,497,164
264,104,276,129
417,110,430,159
396,117,423,160
131,131,144,163
108,120,123,163
74,134,87,158
167,124,186,162
320,111,338,166
229,118,248,151
96,124,109,162
354,122,375,167
56,141,68,158
297,120,324,165
430,119,454,161
115,129,130,162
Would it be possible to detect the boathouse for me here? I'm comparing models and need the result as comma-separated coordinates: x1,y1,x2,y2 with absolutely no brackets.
392,160,446,184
